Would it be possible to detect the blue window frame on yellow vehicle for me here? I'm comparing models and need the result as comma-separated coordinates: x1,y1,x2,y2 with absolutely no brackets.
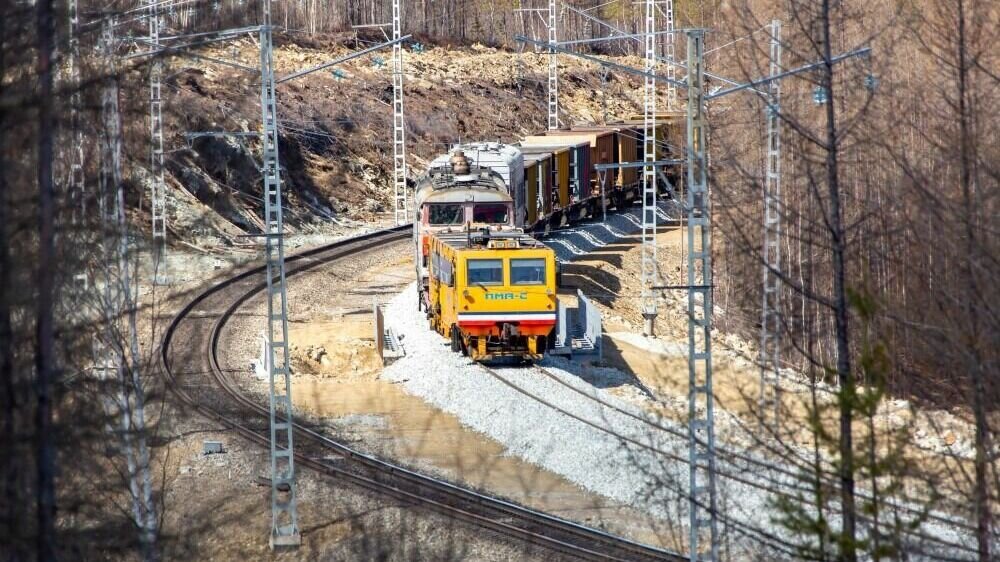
510,258,546,285
467,259,503,285
431,251,455,286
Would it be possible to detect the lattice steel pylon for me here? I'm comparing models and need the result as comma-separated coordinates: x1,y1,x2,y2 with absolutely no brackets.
148,0,167,252
391,0,408,225
663,0,677,110
260,1,301,547
759,19,782,431
685,29,718,562
546,0,558,129
640,0,658,336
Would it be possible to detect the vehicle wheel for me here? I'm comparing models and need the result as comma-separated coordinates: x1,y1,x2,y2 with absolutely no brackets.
450,325,461,353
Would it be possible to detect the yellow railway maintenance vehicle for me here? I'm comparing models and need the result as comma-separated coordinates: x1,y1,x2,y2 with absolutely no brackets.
427,229,558,362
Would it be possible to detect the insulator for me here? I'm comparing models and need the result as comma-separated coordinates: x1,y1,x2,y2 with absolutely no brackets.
812,85,828,105
864,74,879,92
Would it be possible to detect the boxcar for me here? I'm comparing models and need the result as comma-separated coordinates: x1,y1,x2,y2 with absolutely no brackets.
525,129,616,199
614,112,686,193
522,146,564,230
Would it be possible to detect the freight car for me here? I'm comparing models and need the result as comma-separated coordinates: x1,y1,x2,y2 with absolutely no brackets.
413,115,683,308
426,229,558,362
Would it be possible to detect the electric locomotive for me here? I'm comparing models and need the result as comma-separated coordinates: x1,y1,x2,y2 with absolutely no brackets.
413,150,520,310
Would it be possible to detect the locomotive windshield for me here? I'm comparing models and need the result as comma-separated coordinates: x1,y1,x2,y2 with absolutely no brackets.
467,259,503,286
511,258,546,285
472,203,509,225
429,204,465,225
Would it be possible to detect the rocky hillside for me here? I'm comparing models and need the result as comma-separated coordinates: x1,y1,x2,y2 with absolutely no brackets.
142,32,662,250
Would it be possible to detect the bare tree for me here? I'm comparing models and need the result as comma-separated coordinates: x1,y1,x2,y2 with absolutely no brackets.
706,0,973,559
35,0,58,556
889,1,999,560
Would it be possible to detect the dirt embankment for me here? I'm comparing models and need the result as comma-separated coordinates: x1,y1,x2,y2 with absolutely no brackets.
139,33,662,251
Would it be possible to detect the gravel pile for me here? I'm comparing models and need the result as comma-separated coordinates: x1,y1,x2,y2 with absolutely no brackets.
382,284,770,556
381,284,973,560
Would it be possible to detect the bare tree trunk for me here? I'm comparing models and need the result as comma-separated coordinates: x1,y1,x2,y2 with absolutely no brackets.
955,2,993,559
819,1,857,559
0,9,19,552
805,193,830,561
34,0,57,557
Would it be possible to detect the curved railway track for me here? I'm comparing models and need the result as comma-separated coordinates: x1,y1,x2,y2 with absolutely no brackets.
159,225,685,562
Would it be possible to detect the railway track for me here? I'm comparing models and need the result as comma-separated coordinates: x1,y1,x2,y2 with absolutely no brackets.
479,364,978,559
159,225,685,562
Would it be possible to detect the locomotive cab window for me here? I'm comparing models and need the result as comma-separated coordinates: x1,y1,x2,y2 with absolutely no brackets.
467,259,503,286
472,203,509,225
511,258,546,285
429,204,465,225
431,252,454,286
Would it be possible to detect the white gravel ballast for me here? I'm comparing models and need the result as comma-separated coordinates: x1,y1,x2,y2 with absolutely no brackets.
380,283,975,560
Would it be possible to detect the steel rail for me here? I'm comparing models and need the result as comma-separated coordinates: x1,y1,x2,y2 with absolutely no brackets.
530,366,977,535
477,364,804,558
479,364,978,558
159,226,684,562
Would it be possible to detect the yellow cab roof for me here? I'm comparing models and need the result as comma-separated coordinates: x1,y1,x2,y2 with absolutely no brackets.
430,230,549,254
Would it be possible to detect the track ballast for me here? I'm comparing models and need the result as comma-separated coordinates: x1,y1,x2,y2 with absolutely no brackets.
159,225,685,562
